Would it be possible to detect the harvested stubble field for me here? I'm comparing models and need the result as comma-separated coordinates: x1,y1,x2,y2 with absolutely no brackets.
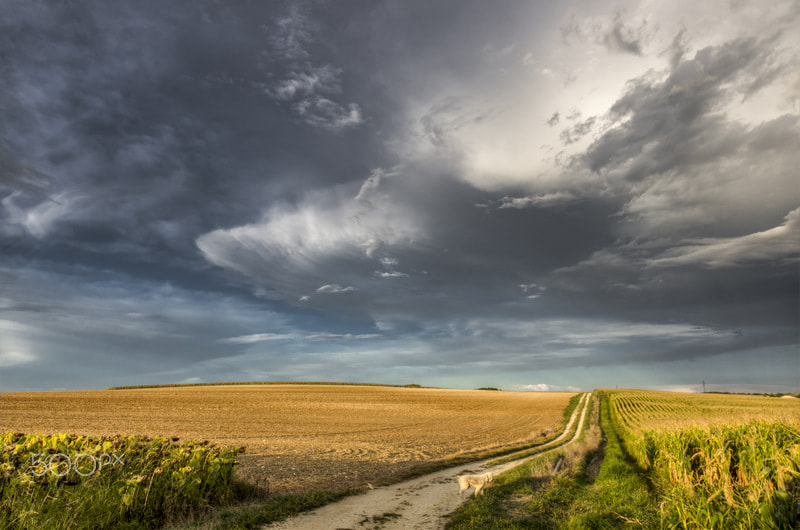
1,384,575,494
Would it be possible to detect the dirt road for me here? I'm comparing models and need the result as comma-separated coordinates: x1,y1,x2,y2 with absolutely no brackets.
265,392,592,530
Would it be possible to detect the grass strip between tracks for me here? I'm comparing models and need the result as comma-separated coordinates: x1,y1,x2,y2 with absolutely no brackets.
445,393,658,529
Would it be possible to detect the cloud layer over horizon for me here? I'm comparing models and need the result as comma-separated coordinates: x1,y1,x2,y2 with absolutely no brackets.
1,0,797,392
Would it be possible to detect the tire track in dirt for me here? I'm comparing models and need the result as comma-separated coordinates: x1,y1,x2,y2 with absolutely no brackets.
264,392,592,530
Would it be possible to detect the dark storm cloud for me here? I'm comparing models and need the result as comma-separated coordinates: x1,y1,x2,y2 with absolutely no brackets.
0,1,377,258
257,2,363,131
0,1,797,392
587,37,782,181
565,35,800,248
0,150,54,200
197,160,619,329
0,2,222,251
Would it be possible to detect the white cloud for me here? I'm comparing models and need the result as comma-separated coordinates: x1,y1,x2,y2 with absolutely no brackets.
355,168,397,203
222,331,383,343
316,284,357,294
268,65,342,101
462,317,727,346
307,333,383,341
196,170,422,298
0,349,37,367
295,98,362,131
261,5,362,132
514,383,580,392
395,10,657,193
649,208,800,268
361,237,384,258
220,333,298,344
377,271,408,278
520,283,545,299
2,192,82,238
497,192,578,209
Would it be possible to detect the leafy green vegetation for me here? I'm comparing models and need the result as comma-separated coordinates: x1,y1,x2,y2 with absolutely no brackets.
625,421,800,528
188,489,354,529
609,388,800,528
0,432,249,529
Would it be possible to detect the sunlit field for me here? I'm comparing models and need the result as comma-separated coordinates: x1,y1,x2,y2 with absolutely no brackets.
607,389,799,431
1,383,575,493
606,390,800,528
448,390,800,529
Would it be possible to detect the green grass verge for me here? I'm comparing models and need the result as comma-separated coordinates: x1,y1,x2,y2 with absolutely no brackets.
446,393,658,529
182,489,355,529
561,393,657,528
560,393,584,428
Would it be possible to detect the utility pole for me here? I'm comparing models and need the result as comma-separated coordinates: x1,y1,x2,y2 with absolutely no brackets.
702,380,706,393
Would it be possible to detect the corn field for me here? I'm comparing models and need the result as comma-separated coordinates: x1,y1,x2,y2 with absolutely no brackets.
608,389,799,432
0,431,243,528
603,390,800,528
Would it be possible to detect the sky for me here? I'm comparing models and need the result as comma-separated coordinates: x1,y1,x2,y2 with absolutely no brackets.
0,0,798,393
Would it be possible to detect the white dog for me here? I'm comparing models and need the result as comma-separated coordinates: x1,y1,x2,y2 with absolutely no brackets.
457,472,493,496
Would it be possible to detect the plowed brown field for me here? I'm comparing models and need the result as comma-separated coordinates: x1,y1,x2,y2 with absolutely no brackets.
0,384,575,493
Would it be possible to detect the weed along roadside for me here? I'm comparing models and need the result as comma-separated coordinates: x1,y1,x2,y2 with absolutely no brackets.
445,390,800,529
0,432,248,528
